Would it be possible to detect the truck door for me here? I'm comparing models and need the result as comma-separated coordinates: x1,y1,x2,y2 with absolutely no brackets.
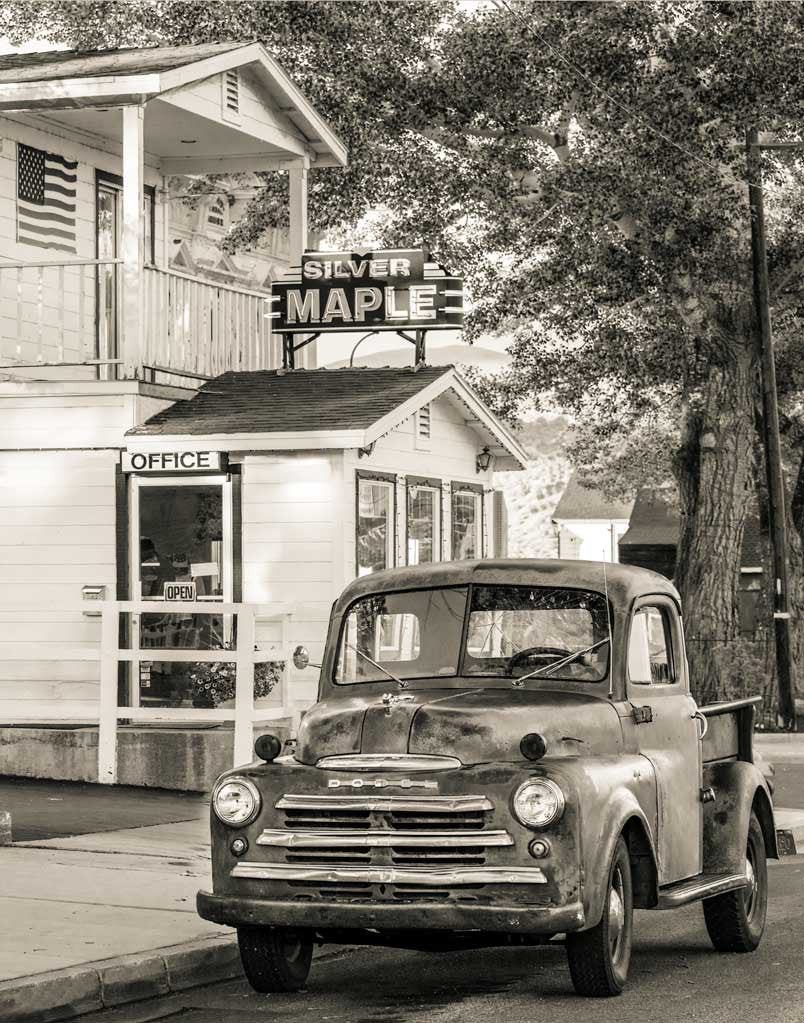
627,596,702,884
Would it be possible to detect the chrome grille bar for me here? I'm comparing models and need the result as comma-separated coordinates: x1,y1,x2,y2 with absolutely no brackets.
231,862,547,885
276,794,493,813
257,829,513,849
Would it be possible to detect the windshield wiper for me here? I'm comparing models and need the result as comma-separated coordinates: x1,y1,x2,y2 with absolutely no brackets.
347,642,408,689
511,637,610,686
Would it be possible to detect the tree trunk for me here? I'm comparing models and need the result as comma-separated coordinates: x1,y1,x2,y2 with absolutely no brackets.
788,445,804,705
673,336,756,704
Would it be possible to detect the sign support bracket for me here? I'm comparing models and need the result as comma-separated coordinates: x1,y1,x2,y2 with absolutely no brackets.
282,332,321,370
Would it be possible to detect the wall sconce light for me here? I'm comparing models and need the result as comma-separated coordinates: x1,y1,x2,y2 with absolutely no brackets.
475,447,493,473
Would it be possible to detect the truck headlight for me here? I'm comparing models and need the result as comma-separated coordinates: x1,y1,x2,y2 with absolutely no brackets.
512,779,565,828
213,776,261,826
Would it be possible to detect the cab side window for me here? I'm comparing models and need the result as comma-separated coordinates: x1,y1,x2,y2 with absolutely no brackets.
629,606,674,684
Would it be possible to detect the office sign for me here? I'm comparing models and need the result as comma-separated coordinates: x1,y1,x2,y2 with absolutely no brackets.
122,451,223,473
270,248,463,334
164,581,196,601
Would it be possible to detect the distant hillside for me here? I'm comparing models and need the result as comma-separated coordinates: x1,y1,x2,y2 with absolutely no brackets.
326,344,510,372
496,415,574,558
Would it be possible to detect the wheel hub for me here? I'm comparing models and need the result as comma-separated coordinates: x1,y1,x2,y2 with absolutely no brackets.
744,855,757,915
609,870,625,958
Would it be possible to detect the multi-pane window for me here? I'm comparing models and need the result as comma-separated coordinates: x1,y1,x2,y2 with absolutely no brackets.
407,482,440,565
452,487,483,559
357,476,395,576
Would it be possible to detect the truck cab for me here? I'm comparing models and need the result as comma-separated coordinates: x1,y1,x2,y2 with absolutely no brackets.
197,559,777,997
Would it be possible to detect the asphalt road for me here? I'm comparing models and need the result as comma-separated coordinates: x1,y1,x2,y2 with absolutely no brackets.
88,855,804,1023
0,778,204,841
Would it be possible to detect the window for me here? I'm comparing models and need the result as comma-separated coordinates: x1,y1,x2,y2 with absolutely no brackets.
208,197,226,229
629,606,674,684
407,480,440,565
357,475,395,576
336,588,468,684
452,486,483,559
464,585,610,682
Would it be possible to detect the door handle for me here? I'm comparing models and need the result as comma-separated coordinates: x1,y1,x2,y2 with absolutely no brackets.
693,710,708,739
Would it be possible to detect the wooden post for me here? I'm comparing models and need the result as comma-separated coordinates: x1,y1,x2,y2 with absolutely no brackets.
234,605,256,767
288,162,312,368
746,127,797,730
122,105,145,379
98,603,119,784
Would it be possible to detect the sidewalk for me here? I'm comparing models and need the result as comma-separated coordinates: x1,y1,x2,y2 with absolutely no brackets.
1,739,803,1022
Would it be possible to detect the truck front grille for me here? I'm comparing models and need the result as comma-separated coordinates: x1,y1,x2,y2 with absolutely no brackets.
265,794,506,870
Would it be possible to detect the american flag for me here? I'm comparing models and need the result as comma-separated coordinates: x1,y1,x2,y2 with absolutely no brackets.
17,143,78,254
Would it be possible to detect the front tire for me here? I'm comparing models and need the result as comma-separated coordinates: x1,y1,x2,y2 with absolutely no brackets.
566,836,633,997
237,926,313,992
703,810,767,952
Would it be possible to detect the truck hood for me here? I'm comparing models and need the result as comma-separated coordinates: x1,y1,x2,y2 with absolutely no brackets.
294,687,624,766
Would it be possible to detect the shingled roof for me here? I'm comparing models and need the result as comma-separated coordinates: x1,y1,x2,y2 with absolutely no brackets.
0,42,246,83
553,473,634,521
131,366,451,436
620,489,765,568
127,365,528,469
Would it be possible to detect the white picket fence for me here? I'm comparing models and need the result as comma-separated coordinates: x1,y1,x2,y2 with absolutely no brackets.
0,601,295,784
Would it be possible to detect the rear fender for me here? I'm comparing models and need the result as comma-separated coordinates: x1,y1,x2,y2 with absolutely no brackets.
703,760,778,873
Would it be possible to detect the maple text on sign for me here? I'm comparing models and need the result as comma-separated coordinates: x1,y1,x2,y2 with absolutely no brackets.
122,451,223,473
271,248,463,334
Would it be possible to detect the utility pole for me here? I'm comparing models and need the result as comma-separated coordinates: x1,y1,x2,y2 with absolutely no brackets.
746,127,797,731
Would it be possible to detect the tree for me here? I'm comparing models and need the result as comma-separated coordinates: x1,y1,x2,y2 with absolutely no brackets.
4,0,804,703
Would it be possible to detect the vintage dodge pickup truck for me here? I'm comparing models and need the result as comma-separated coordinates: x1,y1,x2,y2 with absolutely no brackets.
197,560,778,997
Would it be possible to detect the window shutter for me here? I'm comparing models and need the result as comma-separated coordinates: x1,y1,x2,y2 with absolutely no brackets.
493,489,509,558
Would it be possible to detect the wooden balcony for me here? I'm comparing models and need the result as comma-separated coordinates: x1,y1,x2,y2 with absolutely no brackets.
0,257,275,382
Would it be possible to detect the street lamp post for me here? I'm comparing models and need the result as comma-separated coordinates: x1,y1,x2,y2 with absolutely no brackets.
746,127,797,731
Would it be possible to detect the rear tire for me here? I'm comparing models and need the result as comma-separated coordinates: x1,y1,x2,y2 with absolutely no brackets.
237,926,313,992
703,810,767,953
566,836,633,997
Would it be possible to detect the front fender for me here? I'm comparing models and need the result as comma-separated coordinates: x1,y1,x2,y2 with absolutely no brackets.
562,757,659,929
703,760,778,873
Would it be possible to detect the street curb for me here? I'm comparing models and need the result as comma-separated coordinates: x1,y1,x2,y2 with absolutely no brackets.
0,935,352,1023
0,934,241,1022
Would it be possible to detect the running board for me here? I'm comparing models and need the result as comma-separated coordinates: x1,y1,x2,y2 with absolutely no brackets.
656,872,747,910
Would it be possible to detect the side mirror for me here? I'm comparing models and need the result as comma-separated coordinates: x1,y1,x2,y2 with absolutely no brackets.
293,645,320,671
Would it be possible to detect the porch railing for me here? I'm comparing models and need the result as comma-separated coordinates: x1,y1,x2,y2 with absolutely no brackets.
0,601,298,783
0,257,122,372
0,259,274,380
143,266,273,378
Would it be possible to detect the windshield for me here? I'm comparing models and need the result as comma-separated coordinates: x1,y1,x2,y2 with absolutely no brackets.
334,584,610,685
335,587,467,684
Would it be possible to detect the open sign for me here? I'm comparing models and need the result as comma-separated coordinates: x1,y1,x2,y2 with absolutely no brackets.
164,582,196,601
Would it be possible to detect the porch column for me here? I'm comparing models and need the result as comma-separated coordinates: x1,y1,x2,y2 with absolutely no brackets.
122,105,145,379
288,161,313,368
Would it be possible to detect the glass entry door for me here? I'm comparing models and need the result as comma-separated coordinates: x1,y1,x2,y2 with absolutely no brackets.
129,475,233,708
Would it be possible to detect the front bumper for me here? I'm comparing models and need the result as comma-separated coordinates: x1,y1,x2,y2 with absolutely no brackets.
197,889,586,935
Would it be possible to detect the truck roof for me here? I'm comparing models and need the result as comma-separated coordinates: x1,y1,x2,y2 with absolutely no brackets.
337,558,681,613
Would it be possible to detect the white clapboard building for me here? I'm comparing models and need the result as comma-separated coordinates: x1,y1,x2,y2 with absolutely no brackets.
0,43,525,790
